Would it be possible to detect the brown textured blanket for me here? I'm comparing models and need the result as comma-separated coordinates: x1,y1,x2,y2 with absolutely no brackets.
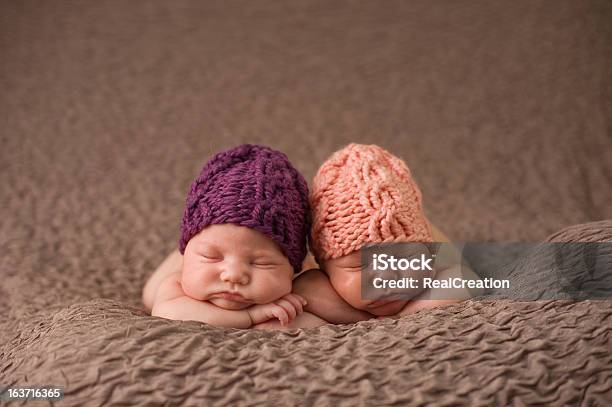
1,1,612,405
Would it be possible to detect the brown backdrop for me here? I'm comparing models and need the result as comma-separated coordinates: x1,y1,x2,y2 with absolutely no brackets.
1,1,611,405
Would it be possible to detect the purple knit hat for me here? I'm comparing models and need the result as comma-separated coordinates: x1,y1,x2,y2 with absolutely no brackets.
179,144,311,273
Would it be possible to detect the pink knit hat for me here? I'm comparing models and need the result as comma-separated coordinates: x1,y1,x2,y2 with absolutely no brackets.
310,143,433,260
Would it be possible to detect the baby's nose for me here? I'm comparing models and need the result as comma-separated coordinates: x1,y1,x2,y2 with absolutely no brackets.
220,265,250,284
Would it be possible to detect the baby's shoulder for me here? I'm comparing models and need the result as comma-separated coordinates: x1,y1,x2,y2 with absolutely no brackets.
153,272,184,305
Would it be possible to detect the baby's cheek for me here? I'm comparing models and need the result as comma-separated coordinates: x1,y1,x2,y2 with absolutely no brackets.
261,275,292,302
275,276,293,298
180,271,209,300
332,274,365,307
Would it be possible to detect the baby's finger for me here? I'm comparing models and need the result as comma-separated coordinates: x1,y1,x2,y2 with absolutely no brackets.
272,306,289,326
287,293,307,306
282,294,304,314
275,299,297,320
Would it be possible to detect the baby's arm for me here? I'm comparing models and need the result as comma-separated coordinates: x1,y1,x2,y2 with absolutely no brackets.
151,272,306,328
142,249,183,312
153,296,252,328
253,311,328,330
293,269,373,324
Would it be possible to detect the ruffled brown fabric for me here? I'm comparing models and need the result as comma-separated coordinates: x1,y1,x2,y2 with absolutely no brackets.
2,0,611,405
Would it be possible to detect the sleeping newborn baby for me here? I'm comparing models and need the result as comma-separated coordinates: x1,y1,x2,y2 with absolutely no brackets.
261,143,483,329
145,144,315,328
302,144,483,323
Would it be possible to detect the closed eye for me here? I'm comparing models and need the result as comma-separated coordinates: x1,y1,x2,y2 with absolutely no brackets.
201,253,222,262
252,261,279,267
337,261,362,268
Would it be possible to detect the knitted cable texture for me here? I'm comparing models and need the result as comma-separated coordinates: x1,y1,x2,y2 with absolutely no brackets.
310,143,433,260
179,144,311,273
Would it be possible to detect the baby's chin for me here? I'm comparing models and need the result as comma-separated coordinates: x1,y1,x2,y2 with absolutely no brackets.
207,298,253,310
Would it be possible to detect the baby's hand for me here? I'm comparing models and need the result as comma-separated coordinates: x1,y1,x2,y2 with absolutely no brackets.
247,294,307,326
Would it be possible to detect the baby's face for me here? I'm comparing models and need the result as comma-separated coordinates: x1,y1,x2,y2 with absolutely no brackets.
323,251,408,316
181,224,293,310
